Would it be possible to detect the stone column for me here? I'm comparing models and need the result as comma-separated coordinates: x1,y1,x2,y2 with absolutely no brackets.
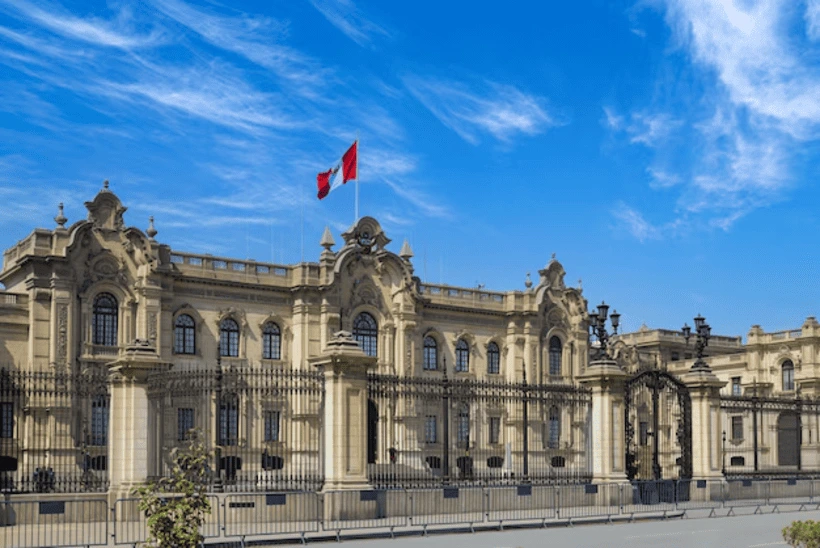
683,370,726,480
309,331,377,492
106,341,169,503
578,359,629,483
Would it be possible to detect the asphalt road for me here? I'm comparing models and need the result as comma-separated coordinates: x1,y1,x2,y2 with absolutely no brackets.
341,510,820,548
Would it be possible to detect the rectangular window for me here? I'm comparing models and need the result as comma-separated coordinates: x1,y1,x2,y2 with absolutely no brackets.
265,411,281,442
219,398,239,446
731,377,742,396
489,417,501,445
90,395,109,446
457,413,470,444
0,402,12,438
731,416,743,441
670,351,679,361
639,421,649,447
425,415,437,443
177,408,194,441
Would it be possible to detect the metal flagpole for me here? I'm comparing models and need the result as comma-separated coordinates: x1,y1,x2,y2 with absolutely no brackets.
355,132,360,222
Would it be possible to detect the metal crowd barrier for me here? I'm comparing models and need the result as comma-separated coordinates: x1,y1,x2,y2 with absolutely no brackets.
0,498,108,548
112,495,220,545
222,491,320,542
1,479,819,546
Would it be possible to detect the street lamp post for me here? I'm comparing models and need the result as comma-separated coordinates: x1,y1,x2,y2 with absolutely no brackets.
682,314,712,372
588,301,620,360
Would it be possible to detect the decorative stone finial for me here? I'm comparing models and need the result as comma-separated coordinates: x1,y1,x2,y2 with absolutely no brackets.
54,203,67,228
399,239,414,260
103,180,110,190
146,216,157,239
320,226,335,251
524,272,532,289
552,252,556,260
578,278,583,290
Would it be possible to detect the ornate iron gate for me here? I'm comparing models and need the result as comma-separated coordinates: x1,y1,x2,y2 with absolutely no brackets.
625,369,692,481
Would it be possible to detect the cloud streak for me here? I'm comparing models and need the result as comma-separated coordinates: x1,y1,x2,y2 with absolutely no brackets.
308,0,389,46
405,76,561,145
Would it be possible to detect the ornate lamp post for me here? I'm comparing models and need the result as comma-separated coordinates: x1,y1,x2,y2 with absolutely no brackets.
682,314,712,372
588,301,620,360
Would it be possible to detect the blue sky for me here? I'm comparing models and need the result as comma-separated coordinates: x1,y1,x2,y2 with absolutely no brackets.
0,0,818,340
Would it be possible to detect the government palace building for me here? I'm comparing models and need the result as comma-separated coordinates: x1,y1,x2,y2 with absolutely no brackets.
0,183,818,498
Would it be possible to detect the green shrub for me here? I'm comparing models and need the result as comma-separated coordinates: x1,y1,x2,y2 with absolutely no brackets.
783,520,820,548
132,429,212,548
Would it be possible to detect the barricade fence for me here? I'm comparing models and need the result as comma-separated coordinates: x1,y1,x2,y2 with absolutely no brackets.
1,480,820,546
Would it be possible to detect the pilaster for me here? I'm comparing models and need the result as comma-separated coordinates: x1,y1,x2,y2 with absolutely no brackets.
683,369,726,480
309,331,377,492
578,359,629,483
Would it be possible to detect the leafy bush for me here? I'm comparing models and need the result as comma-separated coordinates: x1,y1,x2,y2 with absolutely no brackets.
783,520,820,548
132,430,212,548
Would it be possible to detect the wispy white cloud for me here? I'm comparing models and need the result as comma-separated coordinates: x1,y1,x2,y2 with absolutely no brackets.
0,0,163,49
602,106,624,130
308,0,389,46
404,76,561,145
610,0,820,239
151,0,327,88
612,203,661,242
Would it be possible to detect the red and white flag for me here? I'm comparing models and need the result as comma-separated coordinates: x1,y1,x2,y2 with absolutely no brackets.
317,141,357,200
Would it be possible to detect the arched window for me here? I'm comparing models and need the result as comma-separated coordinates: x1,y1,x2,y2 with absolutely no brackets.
174,314,195,355
782,360,795,391
219,318,240,357
547,405,560,449
92,293,118,346
262,322,281,360
353,312,378,357
457,403,470,444
455,338,470,372
423,336,438,370
549,336,562,376
487,342,500,374
219,393,239,446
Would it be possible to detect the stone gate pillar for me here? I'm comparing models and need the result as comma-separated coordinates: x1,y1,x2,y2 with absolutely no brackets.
309,331,377,491
106,340,168,503
683,370,725,480
578,359,629,483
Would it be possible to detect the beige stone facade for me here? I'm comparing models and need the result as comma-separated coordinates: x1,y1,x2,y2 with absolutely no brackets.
0,184,818,494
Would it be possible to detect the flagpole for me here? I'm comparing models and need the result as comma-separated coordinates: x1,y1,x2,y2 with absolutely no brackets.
355,131,360,223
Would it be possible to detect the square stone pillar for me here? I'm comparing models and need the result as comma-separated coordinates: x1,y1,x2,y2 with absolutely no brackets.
106,340,169,502
578,359,629,483
683,370,726,480
309,331,377,492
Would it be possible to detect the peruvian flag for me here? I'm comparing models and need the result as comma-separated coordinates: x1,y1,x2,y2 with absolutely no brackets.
317,141,357,200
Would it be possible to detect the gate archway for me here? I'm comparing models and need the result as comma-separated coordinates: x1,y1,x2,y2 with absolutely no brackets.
625,369,692,481
777,411,799,467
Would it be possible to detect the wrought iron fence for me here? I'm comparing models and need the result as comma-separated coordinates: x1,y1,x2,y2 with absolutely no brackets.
720,394,820,476
0,367,110,493
366,373,592,488
147,365,324,492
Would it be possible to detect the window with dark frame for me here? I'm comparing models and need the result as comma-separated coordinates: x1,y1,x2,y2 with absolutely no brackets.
0,402,12,438
489,416,501,445
92,293,118,346
424,415,437,443
264,410,280,442
639,421,649,446
671,351,680,361
219,394,239,446
548,405,560,449
549,337,562,376
90,394,109,446
487,342,500,374
457,404,470,444
731,377,742,396
782,360,795,391
731,416,743,441
174,314,196,355
177,408,194,441
262,322,281,360
219,318,240,357
352,312,378,357
423,336,438,370
455,338,469,372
